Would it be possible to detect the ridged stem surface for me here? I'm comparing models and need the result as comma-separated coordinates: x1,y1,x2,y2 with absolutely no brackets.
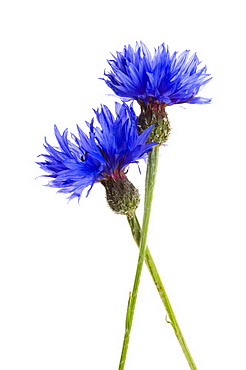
118,145,159,369
127,213,198,370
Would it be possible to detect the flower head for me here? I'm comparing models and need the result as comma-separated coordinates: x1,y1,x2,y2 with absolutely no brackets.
102,42,211,106
37,103,157,204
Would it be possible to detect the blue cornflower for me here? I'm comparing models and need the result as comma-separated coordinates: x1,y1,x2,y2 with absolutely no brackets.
37,103,157,210
102,41,211,106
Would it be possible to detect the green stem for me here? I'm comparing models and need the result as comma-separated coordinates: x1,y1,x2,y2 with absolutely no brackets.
118,145,160,369
127,214,198,370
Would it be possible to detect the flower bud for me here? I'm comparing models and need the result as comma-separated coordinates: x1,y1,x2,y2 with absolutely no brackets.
101,172,140,217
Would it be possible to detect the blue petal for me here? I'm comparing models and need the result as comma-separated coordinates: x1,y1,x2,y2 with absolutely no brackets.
37,102,158,201
103,42,211,105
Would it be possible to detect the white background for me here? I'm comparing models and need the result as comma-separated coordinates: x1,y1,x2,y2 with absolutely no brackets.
1,1,245,369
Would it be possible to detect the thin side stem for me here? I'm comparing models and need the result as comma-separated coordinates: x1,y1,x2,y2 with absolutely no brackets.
118,145,160,370
127,213,198,370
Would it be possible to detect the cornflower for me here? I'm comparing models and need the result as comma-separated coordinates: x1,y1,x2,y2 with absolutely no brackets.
37,102,157,216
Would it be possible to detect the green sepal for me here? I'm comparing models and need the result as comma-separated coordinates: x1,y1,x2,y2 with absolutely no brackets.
137,101,171,144
101,172,140,217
